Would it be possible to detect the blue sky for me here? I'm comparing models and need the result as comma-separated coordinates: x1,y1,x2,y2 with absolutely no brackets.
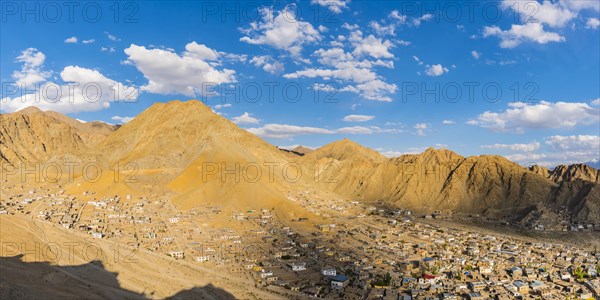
1,0,599,166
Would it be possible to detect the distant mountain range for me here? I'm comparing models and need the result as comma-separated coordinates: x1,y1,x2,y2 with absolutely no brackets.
1,100,599,227
584,159,600,170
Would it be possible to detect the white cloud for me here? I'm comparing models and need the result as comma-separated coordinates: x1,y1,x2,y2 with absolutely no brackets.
310,83,338,92
284,46,397,101
389,10,407,23
337,126,373,134
545,135,600,151
502,0,576,28
64,36,78,43
82,39,95,44
468,101,599,133
250,55,284,74
442,120,456,125
2,66,138,114
586,17,600,29
111,116,134,124
379,150,404,158
369,21,396,36
414,123,430,136
214,103,232,110
349,31,395,59
482,141,541,152
504,135,599,166
11,48,51,87
232,112,260,125
412,14,433,26
592,98,600,106
563,0,600,12
107,33,120,41
342,114,375,122
471,50,481,59
101,47,115,53
278,144,316,151
123,43,235,97
425,64,449,77
483,23,565,48
247,124,334,139
240,5,321,57
412,56,423,65
311,0,350,13
340,79,397,101
185,41,219,60
246,122,400,139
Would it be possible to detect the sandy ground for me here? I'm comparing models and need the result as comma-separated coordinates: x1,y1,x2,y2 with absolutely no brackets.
0,214,286,300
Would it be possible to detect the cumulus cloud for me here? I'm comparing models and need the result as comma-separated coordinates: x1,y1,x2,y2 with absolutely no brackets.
246,122,400,139
343,114,375,122
101,47,116,53
337,126,373,134
502,0,576,28
278,144,316,151
349,30,395,59
311,0,350,13
111,116,134,124
414,123,430,136
505,135,599,166
247,124,334,139
369,21,396,36
562,0,600,12
442,120,456,125
64,36,78,43
232,112,260,125
545,135,600,151
412,14,433,26
123,43,235,97
250,55,284,74
284,23,398,102
483,23,565,48
481,141,541,152
586,17,600,29
425,64,449,77
389,10,407,23
11,48,51,87
214,103,232,110
185,41,219,60
284,44,397,101
106,33,120,41
2,65,139,114
82,39,95,44
468,101,599,133
240,5,321,57
471,50,481,59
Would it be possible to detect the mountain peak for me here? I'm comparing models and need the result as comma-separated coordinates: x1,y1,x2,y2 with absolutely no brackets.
551,163,599,183
419,147,464,162
148,99,212,110
306,138,386,163
15,106,43,115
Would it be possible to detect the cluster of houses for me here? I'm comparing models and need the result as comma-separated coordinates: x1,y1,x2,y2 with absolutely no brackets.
2,187,600,299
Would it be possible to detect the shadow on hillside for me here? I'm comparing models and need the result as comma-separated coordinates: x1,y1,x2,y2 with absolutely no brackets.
0,255,236,299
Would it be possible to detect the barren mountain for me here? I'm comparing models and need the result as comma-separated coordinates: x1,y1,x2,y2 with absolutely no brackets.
74,100,314,219
299,140,599,223
549,164,600,184
292,145,314,155
2,100,598,225
0,107,115,165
